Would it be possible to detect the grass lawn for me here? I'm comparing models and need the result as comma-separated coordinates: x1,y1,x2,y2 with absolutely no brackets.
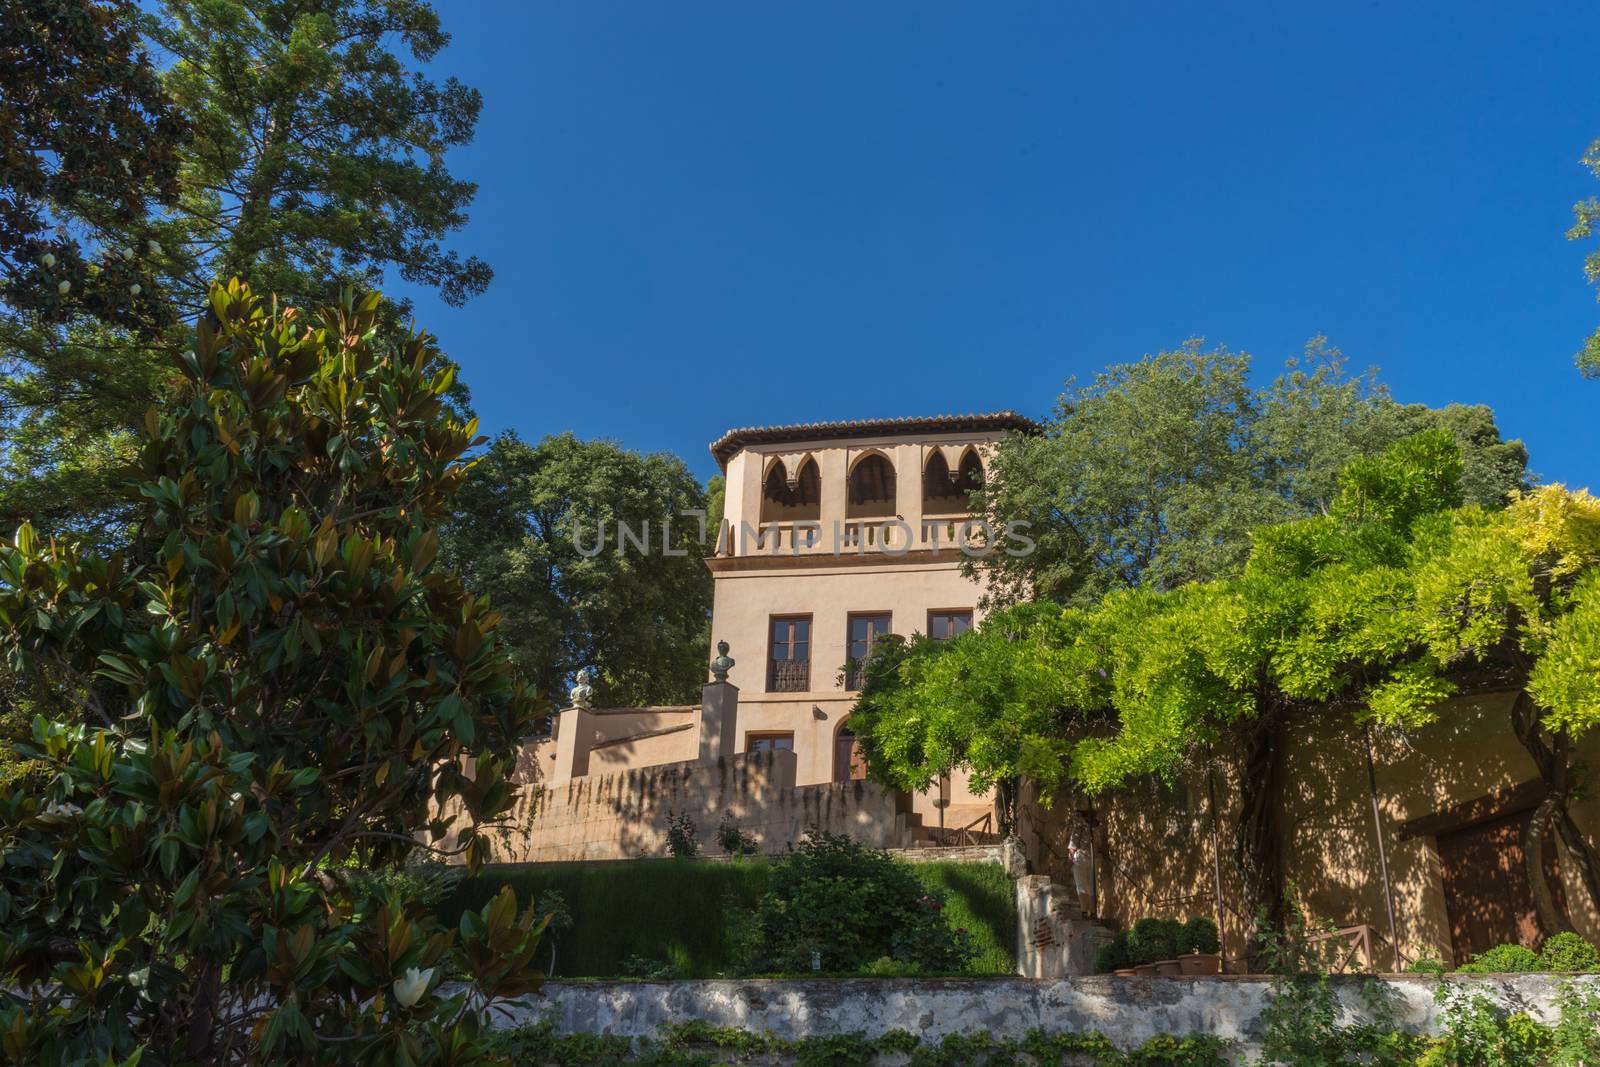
439,856,1016,978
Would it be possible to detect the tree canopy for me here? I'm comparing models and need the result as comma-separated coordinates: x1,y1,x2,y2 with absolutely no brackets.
968,340,1528,607
1,0,491,546
0,280,546,1064
861,429,1600,933
441,432,713,710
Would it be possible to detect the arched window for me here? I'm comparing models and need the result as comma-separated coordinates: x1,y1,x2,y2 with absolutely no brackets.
760,456,820,522
923,448,984,514
846,453,896,519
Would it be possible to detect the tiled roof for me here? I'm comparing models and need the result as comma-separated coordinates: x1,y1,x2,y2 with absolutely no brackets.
709,411,1040,468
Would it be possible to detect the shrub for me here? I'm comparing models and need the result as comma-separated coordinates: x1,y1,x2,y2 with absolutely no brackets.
743,829,975,974
1406,957,1448,975
1539,931,1600,973
1128,917,1181,964
1096,932,1131,973
716,811,758,856
0,282,547,1065
665,811,699,858
1181,916,1221,955
1457,943,1542,974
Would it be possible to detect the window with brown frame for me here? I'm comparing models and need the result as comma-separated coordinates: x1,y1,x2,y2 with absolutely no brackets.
746,732,795,754
768,615,811,692
927,609,973,641
844,612,892,690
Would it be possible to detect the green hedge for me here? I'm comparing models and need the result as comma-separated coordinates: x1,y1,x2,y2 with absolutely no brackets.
439,857,1017,978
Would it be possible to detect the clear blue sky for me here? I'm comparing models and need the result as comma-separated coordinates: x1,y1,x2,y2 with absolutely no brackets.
393,1,1600,487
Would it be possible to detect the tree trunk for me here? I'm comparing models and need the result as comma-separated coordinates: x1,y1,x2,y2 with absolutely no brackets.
1510,691,1600,933
996,776,1019,838
1233,696,1286,949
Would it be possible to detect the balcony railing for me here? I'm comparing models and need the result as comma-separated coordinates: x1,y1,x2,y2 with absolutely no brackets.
768,658,810,693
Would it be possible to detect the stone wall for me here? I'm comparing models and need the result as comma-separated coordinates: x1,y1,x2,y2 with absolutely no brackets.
483,746,913,863
1019,691,1600,968
494,974,1599,1058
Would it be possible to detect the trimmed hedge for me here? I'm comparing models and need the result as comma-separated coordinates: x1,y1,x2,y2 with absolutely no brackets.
439,857,1017,978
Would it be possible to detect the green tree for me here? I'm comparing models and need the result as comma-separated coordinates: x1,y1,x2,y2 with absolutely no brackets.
969,340,1526,606
441,432,713,709
0,280,545,1065
1568,137,1600,376
0,0,183,326
2,0,490,544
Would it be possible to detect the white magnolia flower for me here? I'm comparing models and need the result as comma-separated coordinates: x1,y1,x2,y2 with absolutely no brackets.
57,279,71,295
392,966,433,1008
41,252,56,268
121,247,134,261
130,283,142,296
41,800,83,818
120,158,132,175
146,239,163,256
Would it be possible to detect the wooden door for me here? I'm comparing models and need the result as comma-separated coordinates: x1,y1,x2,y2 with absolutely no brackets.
834,728,866,783
1436,808,1566,967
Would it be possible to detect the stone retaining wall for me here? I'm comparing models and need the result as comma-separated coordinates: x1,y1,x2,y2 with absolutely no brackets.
494,975,1599,1057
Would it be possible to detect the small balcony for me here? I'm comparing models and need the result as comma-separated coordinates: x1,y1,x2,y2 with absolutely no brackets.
768,658,811,693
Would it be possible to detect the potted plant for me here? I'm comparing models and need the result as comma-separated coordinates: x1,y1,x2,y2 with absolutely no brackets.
1128,917,1179,975
1095,932,1135,976
1177,916,1222,975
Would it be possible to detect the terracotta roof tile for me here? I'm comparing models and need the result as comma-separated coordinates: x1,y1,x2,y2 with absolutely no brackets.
709,411,1040,468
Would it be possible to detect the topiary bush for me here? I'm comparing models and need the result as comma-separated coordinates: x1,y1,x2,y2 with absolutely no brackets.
1457,943,1542,974
1127,917,1181,965
742,829,974,974
1096,932,1132,973
1181,916,1221,955
1539,931,1600,973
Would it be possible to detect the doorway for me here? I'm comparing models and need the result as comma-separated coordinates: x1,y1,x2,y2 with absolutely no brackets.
1436,807,1566,967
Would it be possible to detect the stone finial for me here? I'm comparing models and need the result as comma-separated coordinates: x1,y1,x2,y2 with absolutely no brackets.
568,666,596,709
709,641,735,682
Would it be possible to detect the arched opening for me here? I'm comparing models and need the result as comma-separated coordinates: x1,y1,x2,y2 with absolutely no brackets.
834,717,867,782
923,448,984,514
846,452,896,519
760,456,820,523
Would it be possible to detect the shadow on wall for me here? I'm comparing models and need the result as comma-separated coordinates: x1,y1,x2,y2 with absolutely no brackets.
1024,692,1600,971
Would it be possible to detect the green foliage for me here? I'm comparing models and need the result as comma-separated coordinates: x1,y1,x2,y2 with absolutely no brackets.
440,856,1018,978
1126,919,1181,966
1539,932,1600,973
665,812,700,858
3,0,491,546
0,280,546,1065
1457,945,1544,975
745,831,975,975
440,431,713,709
1407,958,1448,975
1567,136,1600,377
969,340,1526,607
441,859,772,979
1260,975,1423,1067
1453,935,1600,975
493,1021,1231,1067
715,812,758,857
1180,916,1221,956
1096,932,1131,973
0,0,183,327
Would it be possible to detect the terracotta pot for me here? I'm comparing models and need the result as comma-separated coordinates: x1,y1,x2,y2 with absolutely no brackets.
1155,959,1183,977
1113,968,1138,977
1133,962,1161,976
1179,952,1222,976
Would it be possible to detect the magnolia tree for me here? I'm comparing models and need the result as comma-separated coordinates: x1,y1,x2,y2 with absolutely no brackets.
0,281,546,1066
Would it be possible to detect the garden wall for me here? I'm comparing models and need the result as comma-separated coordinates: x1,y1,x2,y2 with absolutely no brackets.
1021,691,1600,968
481,746,911,863
495,974,1599,1057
